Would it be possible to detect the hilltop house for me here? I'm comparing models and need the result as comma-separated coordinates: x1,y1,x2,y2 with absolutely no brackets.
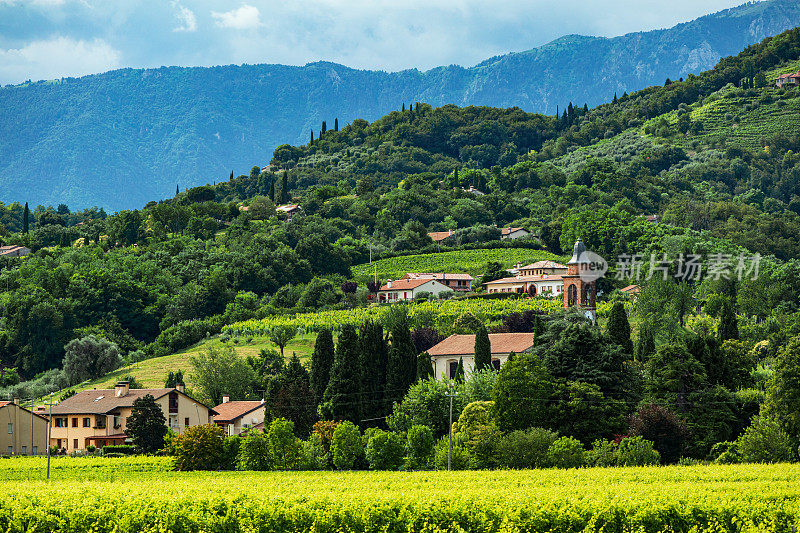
0,245,31,257
277,204,302,220
47,382,215,452
428,333,536,380
0,400,49,456
401,272,474,293
775,72,800,88
212,397,265,436
500,227,530,240
427,230,455,245
378,278,451,302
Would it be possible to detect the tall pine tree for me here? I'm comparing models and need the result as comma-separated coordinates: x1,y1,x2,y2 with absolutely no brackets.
474,325,492,371
417,351,433,381
606,302,634,354
271,354,317,438
269,179,275,203
22,202,29,234
358,320,388,426
310,329,335,402
385,308,417,403
322,324,360,423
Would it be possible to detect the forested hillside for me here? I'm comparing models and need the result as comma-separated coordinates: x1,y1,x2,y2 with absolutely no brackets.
1,0,799,209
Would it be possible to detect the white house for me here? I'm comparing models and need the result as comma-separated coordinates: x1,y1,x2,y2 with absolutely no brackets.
378,278,451,303
277,204,302,220
401,272,474,293
484,273,564,296
501,227,530,240
428,333,537,380
212,398,265,436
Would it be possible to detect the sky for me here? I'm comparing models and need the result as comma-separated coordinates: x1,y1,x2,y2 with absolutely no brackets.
0,0,755,85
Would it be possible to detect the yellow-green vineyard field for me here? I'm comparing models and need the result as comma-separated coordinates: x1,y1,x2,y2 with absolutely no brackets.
1,457,799,532
352,249,563,281
224,297,563,334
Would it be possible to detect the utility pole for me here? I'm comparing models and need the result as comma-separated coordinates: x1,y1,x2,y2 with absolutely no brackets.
29,397,33,456
444,382,459,471
46,392,53,480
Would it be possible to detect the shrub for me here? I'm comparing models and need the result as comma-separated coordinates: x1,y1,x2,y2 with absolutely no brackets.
237,431,273,471
586,439,617,467
102,445,136,456
331,421,363,470
86,445,97,454
405,425,435,470
299,434,328,470
433,434,470,470
267,418,301,470
547,437,585,468
616,436,660,466
628,404,689,464
738,416,795,463
221,435,241,470
710,441,741,464
365,430,405,470
173,424,225,471
499,428,559,469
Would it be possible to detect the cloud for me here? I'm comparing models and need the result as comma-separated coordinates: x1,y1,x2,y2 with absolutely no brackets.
211,4,262,30
172,2,197,32
0,37,120,83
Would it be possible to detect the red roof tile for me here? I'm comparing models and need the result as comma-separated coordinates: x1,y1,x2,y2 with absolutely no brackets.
427,231,455,242
428,333,536,356
212,401,264,423
520,260,567,270
501,227,527,235
379,278,437,291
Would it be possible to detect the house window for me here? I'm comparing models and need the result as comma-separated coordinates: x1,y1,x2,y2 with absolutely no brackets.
21,446,27,455
185,417,190,428
32,446,38,455
448,360,459,379
95,416,106,429
568,284,577,306
7,423,12,434
71,418,78,428
83,418,91,428
56,439,62,448
73,439,78,449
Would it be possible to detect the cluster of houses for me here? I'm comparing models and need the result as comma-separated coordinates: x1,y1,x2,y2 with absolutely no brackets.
0,245,30,257
427,226,530,245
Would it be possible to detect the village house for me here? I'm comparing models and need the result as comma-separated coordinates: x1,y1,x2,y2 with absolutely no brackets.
47,382,215,452
518,260,567,277
212,396,265,436
401,272,474,292
484,273,564,296
0,245,31,257
775,72,800,88
427,230,455,245
277,204,302,220
500,227,530,240
0,400,49,456
428,333,537,380
378,278,452,302
621,284,642,300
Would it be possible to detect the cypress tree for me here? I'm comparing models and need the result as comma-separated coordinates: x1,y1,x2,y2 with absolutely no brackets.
322,324,360,423
358,320,388,425
606,302,634,354
454,357,465,383
416,351,433,381
402,103,405,112
506,351,516,363
281,172,288,204
334,118,338,132
474,325,491,371
310,329,335,402
321,121,327,135
719,300,739,341
230,170,234,181
533,314,545,338
636,325,656,361
310,130,314,146
271,354,316,438
386,311,417,403
269,179,275,203
176,184,179,195
555,105,559,119
454,168,459,187
613,93,618,104
583,103,588,113
22,202,29,234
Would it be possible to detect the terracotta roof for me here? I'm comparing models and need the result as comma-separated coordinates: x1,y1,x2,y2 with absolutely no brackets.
277,204,301,212
501,227,527,236
50,388,215,415
428,333,537,356
212,401,264,423
484,274,564,285
427,231,455,242
404,272,474,281
520,260,567,270
0,401,9,408
776,72,800,79
379,278,439,291
621,284,641,293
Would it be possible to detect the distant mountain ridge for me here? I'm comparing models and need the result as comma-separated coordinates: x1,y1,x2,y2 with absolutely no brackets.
1,0,799,210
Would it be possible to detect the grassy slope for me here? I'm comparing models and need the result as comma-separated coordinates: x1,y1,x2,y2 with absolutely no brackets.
352,249,565,281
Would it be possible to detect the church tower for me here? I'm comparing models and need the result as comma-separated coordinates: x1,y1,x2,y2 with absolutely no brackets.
562,238,597,322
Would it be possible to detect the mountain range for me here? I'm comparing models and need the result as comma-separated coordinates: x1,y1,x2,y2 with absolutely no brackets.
1,0,799,210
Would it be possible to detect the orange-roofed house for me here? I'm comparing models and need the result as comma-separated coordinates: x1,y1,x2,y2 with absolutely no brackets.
427,230,455,244
212,396,265,436
501,227,530,240
277,204,302,220
775,72,800,88
378,278,452,303
47,381,216,452
401,272,474,293
427,333,537,379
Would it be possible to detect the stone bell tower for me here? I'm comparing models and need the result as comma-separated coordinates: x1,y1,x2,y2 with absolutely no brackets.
562,238,597,322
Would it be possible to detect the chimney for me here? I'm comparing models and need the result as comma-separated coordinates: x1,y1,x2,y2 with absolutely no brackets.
115,381,129,398
13,397,20,405
176,383,185,393
222,395,230,404
448,229,453,236
387,280,392,288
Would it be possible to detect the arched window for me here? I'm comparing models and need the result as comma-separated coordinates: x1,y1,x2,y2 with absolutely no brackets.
568,284,577,306
448,360,458,379
528,284,537,296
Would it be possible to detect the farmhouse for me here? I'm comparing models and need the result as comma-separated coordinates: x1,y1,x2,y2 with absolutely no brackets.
378,278,451,302
775,72,800,88
48,381,216,452
0,245,31,257
484,273,564,296
0,400,49,456
500,227,529,240
402,272,473,292
428,333,536,380
427,230,455,244
277,204,302,220
518,260,567,277
212,397,265,436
